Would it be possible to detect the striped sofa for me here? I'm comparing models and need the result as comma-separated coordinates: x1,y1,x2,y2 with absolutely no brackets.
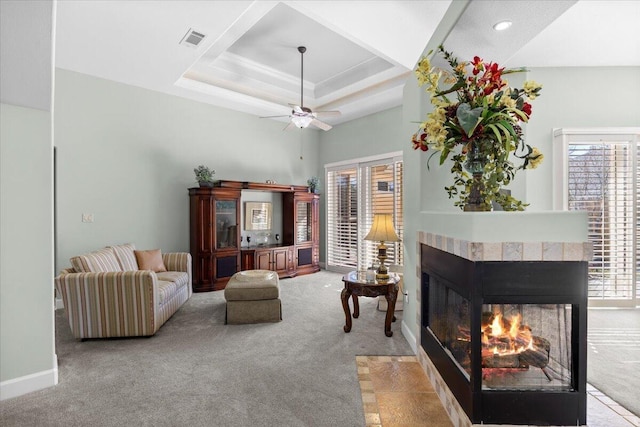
55,244,192,339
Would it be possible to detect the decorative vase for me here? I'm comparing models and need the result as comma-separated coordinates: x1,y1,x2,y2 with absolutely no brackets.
199,181,214,188
463,144,491,212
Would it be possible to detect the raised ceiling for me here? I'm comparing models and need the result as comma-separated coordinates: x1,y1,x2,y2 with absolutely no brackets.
54,1,640,128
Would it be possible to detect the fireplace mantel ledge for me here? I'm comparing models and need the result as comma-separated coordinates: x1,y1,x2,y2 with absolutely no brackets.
418,211,592,262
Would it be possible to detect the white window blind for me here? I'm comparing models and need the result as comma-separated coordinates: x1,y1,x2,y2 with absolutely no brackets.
558,129,639,306
326,167,359,269
326,154,403,273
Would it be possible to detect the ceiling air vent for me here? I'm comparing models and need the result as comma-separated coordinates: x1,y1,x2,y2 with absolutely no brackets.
180,28,206,48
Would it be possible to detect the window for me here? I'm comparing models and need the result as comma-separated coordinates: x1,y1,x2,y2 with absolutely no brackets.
326,153,403,273
554,128,639,307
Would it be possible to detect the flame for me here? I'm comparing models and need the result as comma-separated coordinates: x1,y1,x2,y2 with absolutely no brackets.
482,313,533,357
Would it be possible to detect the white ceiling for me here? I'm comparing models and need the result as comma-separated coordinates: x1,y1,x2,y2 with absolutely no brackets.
53,0,640,127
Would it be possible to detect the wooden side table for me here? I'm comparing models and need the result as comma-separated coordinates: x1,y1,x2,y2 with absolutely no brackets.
341,270,399,337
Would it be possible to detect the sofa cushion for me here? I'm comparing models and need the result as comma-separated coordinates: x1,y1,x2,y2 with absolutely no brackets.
157,280,177,306
70,248,122,273
156,271,189,290
134,249,167,272
110,243,139,271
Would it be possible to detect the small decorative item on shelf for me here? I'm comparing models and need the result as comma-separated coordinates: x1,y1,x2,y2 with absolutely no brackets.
411,45,543,211
194,165,215,187
307,176,319,193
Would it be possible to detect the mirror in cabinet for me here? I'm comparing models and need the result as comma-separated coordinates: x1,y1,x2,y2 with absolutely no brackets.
216,200,237,249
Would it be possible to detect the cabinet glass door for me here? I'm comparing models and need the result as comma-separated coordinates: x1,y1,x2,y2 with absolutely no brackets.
216,200,237,249
296,201,312,243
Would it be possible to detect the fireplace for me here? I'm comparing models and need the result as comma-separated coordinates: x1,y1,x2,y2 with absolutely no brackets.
421,243,587,425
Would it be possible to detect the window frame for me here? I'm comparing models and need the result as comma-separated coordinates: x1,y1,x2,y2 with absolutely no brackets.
325,151,403,274
553,128,639,307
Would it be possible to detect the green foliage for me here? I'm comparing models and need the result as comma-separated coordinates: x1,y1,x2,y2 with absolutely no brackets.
194,165,215,182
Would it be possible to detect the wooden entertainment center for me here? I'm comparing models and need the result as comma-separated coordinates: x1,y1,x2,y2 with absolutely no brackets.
189,180,319,292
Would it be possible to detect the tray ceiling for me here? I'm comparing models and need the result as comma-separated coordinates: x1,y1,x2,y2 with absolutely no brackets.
54,1,640,128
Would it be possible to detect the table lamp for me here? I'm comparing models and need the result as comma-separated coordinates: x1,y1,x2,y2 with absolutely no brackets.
364,213,400,282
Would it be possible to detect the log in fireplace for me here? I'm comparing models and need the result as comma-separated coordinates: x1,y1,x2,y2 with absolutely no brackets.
421,243,587,425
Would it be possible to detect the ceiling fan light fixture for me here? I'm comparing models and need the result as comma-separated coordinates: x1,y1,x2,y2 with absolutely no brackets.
493,20,512,31
292,115,313,128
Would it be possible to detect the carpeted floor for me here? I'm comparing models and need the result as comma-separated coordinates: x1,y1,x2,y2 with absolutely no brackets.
2,271,638,426
0,271,413,426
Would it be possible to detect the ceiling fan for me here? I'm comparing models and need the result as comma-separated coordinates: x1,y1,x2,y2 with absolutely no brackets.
261,46,340,131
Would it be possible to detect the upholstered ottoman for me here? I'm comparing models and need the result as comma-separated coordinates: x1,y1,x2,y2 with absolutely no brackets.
224,270,282,324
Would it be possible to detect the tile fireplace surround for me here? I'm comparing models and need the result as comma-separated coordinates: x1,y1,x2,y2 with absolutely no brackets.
415,211,591,427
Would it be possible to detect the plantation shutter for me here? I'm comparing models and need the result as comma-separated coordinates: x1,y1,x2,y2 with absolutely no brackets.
326,153,403,273
358,160,404,271
326,167,359,269
557,129,639,306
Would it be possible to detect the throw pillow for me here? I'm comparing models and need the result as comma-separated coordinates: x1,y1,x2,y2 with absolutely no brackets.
134,249,167,273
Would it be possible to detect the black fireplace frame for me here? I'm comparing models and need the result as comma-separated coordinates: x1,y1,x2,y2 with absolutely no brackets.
421,244,587,426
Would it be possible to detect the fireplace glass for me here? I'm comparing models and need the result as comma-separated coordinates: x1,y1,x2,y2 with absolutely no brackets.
426,276,573,391
478,303,573,391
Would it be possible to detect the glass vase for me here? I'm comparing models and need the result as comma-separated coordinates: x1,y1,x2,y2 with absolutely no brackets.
463,144,492,212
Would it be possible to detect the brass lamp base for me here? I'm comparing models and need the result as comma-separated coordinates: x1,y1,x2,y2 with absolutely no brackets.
375,242,389,283
375,271,389,283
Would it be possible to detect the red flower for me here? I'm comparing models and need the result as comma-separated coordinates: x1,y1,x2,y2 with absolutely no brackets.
522,102,532,117
472,56,484,75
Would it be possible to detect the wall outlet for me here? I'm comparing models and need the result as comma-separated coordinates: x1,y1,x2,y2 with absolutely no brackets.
82,213,94,223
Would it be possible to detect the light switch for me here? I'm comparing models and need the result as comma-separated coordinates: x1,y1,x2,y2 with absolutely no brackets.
82,213,94,223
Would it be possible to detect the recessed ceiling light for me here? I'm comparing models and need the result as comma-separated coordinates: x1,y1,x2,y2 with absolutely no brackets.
493,20,512,31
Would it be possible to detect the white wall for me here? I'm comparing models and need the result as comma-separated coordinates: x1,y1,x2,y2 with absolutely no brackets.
54,70,321,272
0,0,56,399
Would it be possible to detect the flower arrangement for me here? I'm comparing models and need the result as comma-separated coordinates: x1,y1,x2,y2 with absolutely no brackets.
411,46,543,211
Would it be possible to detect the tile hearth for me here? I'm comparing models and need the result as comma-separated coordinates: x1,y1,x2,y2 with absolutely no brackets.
356,356,452,427
356,355,639,427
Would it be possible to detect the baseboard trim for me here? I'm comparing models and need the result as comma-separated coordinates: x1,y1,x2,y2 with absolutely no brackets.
401,320,417,354
0,362,58,401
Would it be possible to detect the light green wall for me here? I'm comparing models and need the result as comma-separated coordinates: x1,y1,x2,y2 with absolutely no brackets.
0,103,55,383
50,61,640,354
54,70,321,272
524,66,640,210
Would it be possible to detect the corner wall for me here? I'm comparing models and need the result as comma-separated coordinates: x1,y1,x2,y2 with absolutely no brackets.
0,0,56,399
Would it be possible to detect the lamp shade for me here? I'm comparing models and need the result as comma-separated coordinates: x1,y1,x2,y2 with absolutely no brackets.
364,213,400,242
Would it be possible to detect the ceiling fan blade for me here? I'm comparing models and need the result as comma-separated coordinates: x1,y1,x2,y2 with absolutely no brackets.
310,118,332,131
315,110,341,118
260,115,290,119
283,121,296,131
